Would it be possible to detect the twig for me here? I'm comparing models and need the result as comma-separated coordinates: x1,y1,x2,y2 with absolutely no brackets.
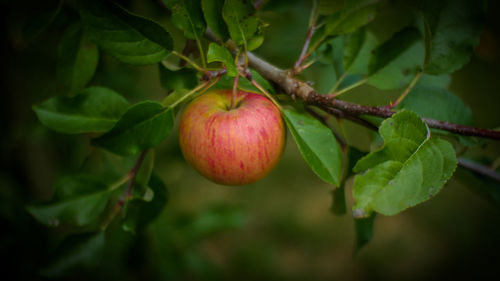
458,158,500,182
294,25,316,72
391,71,423,108
171,51,206,73
205,30,500,140
329,78,368,98
100,150,148,230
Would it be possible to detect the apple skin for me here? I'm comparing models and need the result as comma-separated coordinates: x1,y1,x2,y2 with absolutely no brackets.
178,89,285,186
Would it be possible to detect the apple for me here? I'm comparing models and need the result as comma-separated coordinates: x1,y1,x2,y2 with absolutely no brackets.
178,89,286,186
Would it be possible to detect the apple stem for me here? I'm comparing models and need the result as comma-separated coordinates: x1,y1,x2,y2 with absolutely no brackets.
231,74,240,110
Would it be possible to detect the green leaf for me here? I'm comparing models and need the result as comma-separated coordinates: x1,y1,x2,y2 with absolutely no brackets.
79,1,173,65
57,23,99,94
354,214,375,253
164,0,206,40
367,27,424,90
352,110,457,217
27,176,112,227
122,173,168,234
317,0,345,15
92,101,175,156
206,43,237,76
344,28,378,75
422,0,482,74
159,64,198,91
283,107,342,186
41,232,105,277
33,87,129,134
222,0,262,48
202,0,230,41
324,0,380,36
397,86,473,126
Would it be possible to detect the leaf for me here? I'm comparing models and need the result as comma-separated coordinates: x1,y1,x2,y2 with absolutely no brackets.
317,0,345,15
202,0,230,41
222,0,262,48
92,101,175,156
283,107,342,186
367,27,425,90
53,174,111,201
343,28,378,75
397,86,473,126
159,64,198,91
206,43,237,76
324,0,380,36
22,1,63,41
352,110,457,217
33,87,129,134
422,0,482,74
354,214,375,253
41,232,105,277
122,173,168,234
27,176,112,227
164,0,206,40
79,1,173,65
57,23,99,94
135,150,155,189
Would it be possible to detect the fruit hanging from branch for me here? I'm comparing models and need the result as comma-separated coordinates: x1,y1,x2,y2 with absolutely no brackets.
178,89,285,185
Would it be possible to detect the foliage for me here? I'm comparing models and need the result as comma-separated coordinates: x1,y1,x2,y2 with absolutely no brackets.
5,0,499,279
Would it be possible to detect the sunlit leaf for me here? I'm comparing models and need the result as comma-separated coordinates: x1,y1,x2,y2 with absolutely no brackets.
352,110,457,217
206,43,237,76
222,0,262,48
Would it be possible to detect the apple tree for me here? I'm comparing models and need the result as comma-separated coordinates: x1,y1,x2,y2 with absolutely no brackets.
6,0,500,279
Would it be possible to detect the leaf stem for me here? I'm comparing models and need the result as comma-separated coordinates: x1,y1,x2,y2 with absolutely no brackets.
171,51,205,73
231,74,240,109
245,73,282,111
100,150,148,231
391,71,423,108
194,35,207,69
167,80,211,108
329,78,368,97
329,72,347,94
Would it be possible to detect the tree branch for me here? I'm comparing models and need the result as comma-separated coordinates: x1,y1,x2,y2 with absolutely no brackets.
458,158,500,183
244,52,500,140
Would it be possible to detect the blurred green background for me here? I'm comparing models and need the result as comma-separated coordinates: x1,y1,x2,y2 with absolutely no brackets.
2,0,500,280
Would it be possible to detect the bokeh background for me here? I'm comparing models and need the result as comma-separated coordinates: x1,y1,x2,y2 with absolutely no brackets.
2,0,500,280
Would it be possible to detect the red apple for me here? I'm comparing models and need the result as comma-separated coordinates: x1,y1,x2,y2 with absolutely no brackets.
178,89,285,186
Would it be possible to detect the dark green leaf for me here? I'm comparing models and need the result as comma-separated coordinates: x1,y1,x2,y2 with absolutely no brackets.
164,0,206,40
57,23,99,94
22,1,63,41
33,87,129,134
422,0,482,74
122,173,168,234
330,187,346,215
324,0,380,36
367,27,424,90
92,101,175,156
27,177,112,227
53,174,110,201
159,64,198,91
202,0,230,41
344,28,378,75
206,43,237,76
352,110,457,217
283,107,342,186
397,86,473,126
135,150,155,189
222,0,262,49
79,1,173,65
354,214,375,253
317,0,345,15
41,232,105,277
